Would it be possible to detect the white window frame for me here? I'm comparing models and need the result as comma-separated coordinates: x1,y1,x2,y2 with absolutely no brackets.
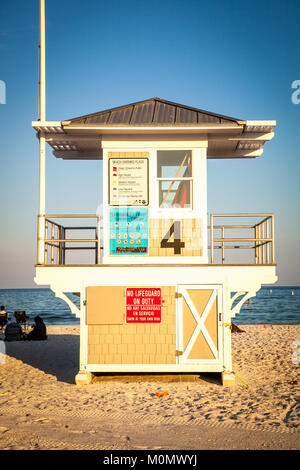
150,147,205,220
156,148,194,216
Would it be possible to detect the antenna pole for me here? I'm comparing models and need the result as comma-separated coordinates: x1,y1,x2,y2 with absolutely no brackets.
37,0,46,264
39,0,46,121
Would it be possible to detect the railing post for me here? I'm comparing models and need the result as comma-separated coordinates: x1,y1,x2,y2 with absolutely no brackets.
51,223,55,264
57,225,61,265
254,224,258,264
44,219,48,264
62,227,66,264
258,223,261,264
221,226,225,264
266,219,270,264
97,216,101,265
210,214,214,264
262,222,265,264
271,215,275,263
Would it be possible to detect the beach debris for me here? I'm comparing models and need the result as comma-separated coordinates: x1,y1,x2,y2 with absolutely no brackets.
0,427,9,434
34,418,49,423
223,322,246,333
231,323,245,333
232,371,251,388
155,391,169,397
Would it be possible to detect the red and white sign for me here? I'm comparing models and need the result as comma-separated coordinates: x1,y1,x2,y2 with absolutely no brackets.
126,288,161,323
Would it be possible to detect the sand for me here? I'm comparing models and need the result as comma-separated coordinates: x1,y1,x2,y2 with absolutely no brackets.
0,324,299,450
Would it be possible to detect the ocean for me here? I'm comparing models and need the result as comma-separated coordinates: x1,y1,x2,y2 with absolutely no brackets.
0,286,299,326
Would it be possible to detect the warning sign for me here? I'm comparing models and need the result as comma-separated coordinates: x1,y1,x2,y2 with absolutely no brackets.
126,288,161,323
109,158,148,206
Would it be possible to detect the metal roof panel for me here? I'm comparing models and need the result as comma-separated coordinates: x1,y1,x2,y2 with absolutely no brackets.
153,101,176,123
175,107,197,123
131,101,155,123
86,112,110,124
108,107,133,124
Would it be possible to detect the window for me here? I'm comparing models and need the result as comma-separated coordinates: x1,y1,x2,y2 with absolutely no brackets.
157,150,192,209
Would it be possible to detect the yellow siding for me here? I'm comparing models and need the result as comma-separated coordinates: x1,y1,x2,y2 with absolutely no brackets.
149,218,203,257
88,286,176,365
108,152,149,158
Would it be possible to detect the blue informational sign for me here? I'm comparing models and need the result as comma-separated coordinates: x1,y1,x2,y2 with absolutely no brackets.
110,207,148,255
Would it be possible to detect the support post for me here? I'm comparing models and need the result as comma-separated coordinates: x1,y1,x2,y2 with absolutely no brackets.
222,371,236,386
37,132,46,264
75,371,93,386
76,289,91,385
222,286,235,387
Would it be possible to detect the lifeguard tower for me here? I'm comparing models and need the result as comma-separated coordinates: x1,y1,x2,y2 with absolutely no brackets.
32,1,277,385
32,96,277,385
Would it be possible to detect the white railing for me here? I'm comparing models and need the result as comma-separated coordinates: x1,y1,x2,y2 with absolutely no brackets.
37,214,101,265
37,213,275,266
208,213,275,265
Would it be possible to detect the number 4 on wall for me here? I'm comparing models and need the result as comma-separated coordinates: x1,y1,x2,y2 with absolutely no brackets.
161,221,185,255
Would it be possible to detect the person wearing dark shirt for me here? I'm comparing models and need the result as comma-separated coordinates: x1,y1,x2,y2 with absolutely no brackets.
4,313,24,341
26,316,47,341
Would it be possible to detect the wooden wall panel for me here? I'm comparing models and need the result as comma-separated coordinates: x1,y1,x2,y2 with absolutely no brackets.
86,286,124,325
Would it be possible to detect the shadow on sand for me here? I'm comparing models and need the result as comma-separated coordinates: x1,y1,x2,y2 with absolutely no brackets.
2,334,80,385
1,332,222,386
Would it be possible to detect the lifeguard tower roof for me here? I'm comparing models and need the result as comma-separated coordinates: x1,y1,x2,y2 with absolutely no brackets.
65,97,243,125
32,97,276,161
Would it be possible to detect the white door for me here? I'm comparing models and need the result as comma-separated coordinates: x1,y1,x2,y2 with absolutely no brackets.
176,285,223,364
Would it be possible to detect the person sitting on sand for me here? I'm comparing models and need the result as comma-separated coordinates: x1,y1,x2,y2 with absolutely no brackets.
4,313,25,341
0,306,8,331
26,315,47,341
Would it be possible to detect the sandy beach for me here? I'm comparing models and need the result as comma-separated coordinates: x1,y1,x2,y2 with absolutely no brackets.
0,324,299,450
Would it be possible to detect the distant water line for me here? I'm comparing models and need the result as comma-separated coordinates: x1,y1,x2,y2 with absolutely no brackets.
0,288,80,325
0,286,299,325
235,286,300,324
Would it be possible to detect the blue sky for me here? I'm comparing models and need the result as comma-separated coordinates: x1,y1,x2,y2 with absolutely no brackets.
0,0,299,287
